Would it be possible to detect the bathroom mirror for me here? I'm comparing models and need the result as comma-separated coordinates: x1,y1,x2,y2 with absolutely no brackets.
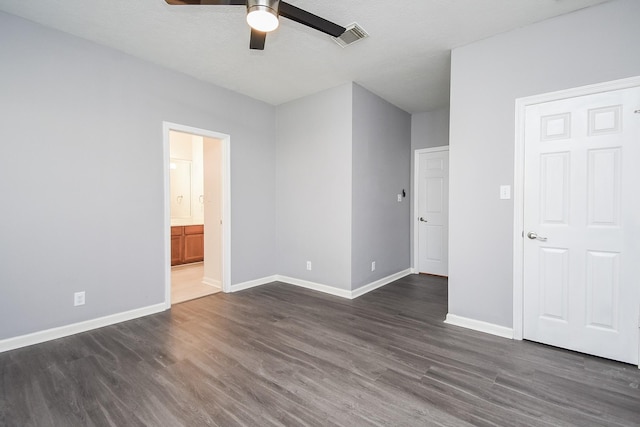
170,159,192,219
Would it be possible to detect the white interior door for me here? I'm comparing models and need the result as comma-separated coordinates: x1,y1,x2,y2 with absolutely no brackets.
523,86,640,364
417,149,449,276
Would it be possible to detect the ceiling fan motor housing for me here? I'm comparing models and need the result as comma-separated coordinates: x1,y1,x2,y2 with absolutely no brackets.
247,0,280,16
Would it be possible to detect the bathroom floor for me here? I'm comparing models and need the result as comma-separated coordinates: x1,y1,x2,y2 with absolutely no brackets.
171,262,220,304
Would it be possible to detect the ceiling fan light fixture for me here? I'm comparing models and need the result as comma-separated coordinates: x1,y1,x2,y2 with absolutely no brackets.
247,0,280,33
167,0,345,51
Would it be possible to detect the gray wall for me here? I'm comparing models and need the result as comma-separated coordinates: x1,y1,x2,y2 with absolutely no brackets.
275,84,353,290
276,82,411,291
411,109,450,152
0,12,276,340
409,108,450,267
352,84,411,289
448,0,640,327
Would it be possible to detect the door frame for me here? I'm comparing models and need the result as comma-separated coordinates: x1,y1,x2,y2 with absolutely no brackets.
413,146,449,273
512,76,640,346
163,121,232,308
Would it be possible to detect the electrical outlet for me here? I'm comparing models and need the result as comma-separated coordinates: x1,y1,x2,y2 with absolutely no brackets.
371,261,376,271
500,185,511,200
74,291,85,306
397,194,402,202
306,261,312,271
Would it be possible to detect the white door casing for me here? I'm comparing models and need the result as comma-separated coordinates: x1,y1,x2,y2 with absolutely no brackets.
415,148,449,276
517,81,640,365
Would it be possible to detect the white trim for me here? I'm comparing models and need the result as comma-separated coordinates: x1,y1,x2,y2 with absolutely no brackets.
0,303,166,353
351,269,413,299
412,146,449,273
228,269,413,300
202,277,222,290
445,314,514,339
513,96,526,341
513,76,640,342
163,122,232,309
230,275,278,292
221,133,231,294
276,276,353,299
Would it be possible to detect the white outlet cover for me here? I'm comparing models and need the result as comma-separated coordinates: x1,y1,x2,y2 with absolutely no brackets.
500,185,511,200
74,291,85,306
397,194,402,202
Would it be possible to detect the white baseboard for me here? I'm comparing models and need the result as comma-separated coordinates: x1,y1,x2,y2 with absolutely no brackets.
444,314,514,339
0,303,167,354
351,269,413,299
276,275,352,299
229,270,413,300
230,275,278,292
202,276,222,289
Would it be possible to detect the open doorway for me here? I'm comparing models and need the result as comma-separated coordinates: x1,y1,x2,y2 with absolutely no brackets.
163,122,231,307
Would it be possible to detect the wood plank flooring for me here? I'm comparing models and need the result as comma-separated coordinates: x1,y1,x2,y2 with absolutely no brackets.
1,274,639,426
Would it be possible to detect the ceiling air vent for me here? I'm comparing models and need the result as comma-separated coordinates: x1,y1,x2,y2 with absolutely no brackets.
333,23,369,48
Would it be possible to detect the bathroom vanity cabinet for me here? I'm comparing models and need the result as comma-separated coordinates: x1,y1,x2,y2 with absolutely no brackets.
171,225,204,266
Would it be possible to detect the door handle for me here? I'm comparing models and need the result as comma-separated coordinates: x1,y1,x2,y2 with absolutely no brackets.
527,231,547,241
419,217,428,222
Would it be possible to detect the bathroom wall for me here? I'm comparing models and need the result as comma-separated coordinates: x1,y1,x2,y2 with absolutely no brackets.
203,137,223,286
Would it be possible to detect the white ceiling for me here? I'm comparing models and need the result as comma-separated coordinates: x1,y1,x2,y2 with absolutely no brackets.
0,0,610,113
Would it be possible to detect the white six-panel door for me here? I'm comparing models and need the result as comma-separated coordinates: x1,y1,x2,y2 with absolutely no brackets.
417,149,449,276
523,86,640,364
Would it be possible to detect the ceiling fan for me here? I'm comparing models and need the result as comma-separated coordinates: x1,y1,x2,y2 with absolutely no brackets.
165,0,347,50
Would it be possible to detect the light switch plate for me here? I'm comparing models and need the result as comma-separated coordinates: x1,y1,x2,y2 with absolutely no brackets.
74,291,85,306
500,185,511,200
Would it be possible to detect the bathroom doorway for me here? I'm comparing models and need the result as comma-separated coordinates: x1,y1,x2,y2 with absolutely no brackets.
163,122,231,307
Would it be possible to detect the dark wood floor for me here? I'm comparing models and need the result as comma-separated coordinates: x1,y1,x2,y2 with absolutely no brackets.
1,275,639,426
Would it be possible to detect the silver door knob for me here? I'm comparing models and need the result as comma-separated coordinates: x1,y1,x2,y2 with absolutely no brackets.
419,217,428,222
527,231,547,241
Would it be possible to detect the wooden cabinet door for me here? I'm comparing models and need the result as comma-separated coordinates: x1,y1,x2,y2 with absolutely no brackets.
183,233,204,263
171,234,184,266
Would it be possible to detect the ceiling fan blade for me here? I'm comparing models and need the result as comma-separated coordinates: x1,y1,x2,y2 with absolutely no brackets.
249,28,266,50
165,0,247,5
278,2,345,38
